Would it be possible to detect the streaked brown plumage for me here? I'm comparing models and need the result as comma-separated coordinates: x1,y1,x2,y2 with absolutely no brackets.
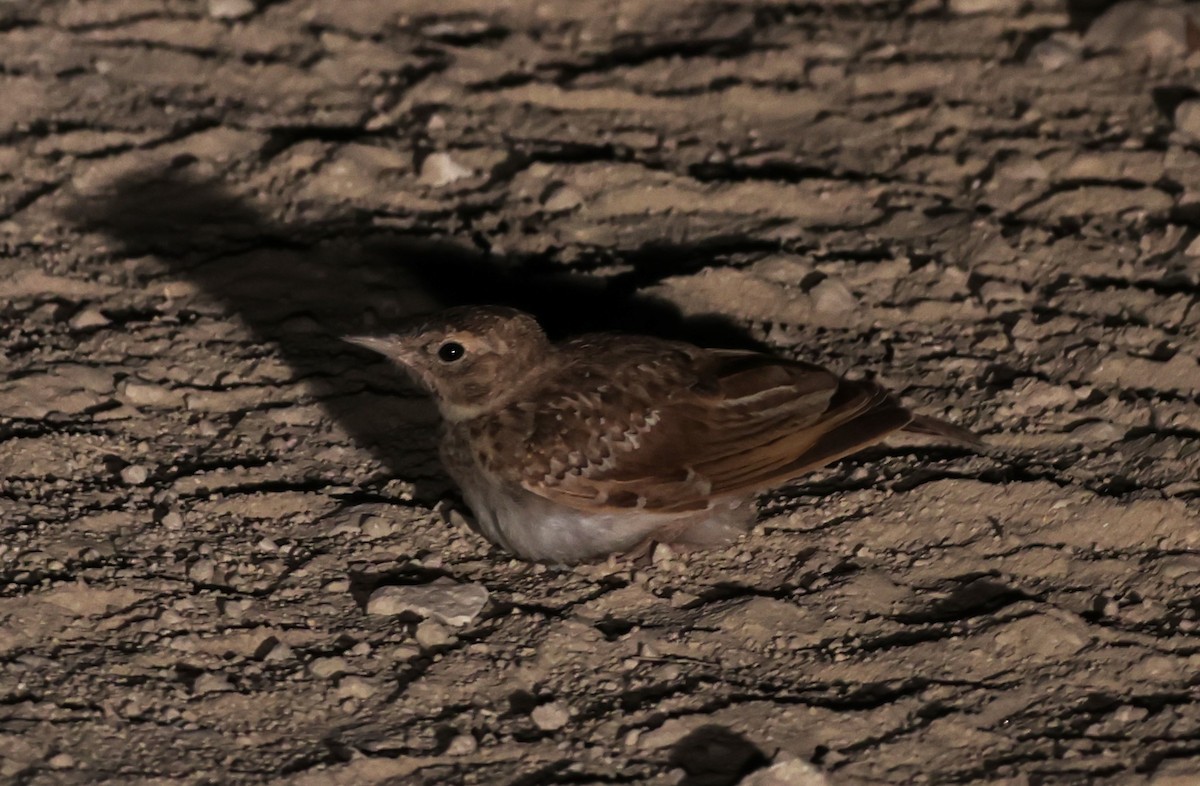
346,306,979,563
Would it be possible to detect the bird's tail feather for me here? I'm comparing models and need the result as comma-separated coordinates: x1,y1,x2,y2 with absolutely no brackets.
902,413,983,448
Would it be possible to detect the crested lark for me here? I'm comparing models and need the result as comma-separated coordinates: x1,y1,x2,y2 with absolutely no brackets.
346,306,979,563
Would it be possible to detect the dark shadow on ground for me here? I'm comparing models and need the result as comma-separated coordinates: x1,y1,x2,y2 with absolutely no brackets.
669,725,769,786
1063,0,1121,31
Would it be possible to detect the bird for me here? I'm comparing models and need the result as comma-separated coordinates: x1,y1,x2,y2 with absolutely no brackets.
344,306,980,564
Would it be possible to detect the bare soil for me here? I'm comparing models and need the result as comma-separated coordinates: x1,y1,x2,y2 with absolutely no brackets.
2,1,1199,784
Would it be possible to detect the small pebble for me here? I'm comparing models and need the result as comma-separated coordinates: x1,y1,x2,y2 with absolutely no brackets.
445,733,478,755
47,753,75,769
335,675,376,699
1028,35,1081,72
193,672,234,694
669,591,699,608
159,609,184,625
415,620,452,649
419,152,473,186
119,464,149,485
740,757,830,786
360,517,393,538
69,308,110,329
531,702,570,731
161,511,184,530
391,644,421,660
261,640,294,662
218,599,252,618
541,183,584,212
323,578,351,593
308,657,348,679
1070,421,1124,444
809,278,857,315
208,0,255,19
188,560,215,583
121,380,183,408
1175,100,1200,141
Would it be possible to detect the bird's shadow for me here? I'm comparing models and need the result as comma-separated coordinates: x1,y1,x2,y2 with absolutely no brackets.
668,725,770,786
65,161,762,502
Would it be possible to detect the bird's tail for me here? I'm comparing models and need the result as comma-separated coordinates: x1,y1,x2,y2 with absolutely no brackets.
902,413,983,448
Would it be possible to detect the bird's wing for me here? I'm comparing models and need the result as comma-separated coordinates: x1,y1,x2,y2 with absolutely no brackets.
484,346,915,514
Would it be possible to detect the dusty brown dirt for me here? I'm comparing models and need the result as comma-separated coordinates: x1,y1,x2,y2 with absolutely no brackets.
2,0,1200,784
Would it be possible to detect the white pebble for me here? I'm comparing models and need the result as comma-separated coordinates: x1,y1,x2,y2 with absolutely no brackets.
47,753,75,769
419,152,473,187
208,0,255,19
651,543,675,566
739,757,830,785
530,702,570,731
1175,100,1200,141
335,675,376,699
119,464,149,485
69,308,110,329
365,580,488,626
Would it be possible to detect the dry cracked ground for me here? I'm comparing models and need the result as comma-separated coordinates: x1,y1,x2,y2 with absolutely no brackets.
2,0,1200,784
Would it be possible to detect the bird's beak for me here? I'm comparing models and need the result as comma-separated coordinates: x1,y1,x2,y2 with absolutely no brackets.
341,334,410,362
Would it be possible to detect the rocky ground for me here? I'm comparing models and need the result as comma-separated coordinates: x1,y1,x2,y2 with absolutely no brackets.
2,0,1200,784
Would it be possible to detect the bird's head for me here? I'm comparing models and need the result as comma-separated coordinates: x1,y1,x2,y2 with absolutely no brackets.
344,306,550,421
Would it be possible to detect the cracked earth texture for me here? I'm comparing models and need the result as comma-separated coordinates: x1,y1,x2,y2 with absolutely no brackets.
2,0,1200,784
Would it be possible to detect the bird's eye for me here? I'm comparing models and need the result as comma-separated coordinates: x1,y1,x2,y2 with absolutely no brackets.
437,341,465,363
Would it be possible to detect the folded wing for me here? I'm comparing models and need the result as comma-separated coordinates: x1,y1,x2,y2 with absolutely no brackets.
495,347,921,514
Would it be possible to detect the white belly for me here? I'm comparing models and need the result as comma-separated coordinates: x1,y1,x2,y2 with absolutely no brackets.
456,473,664,562
440,428,753,563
